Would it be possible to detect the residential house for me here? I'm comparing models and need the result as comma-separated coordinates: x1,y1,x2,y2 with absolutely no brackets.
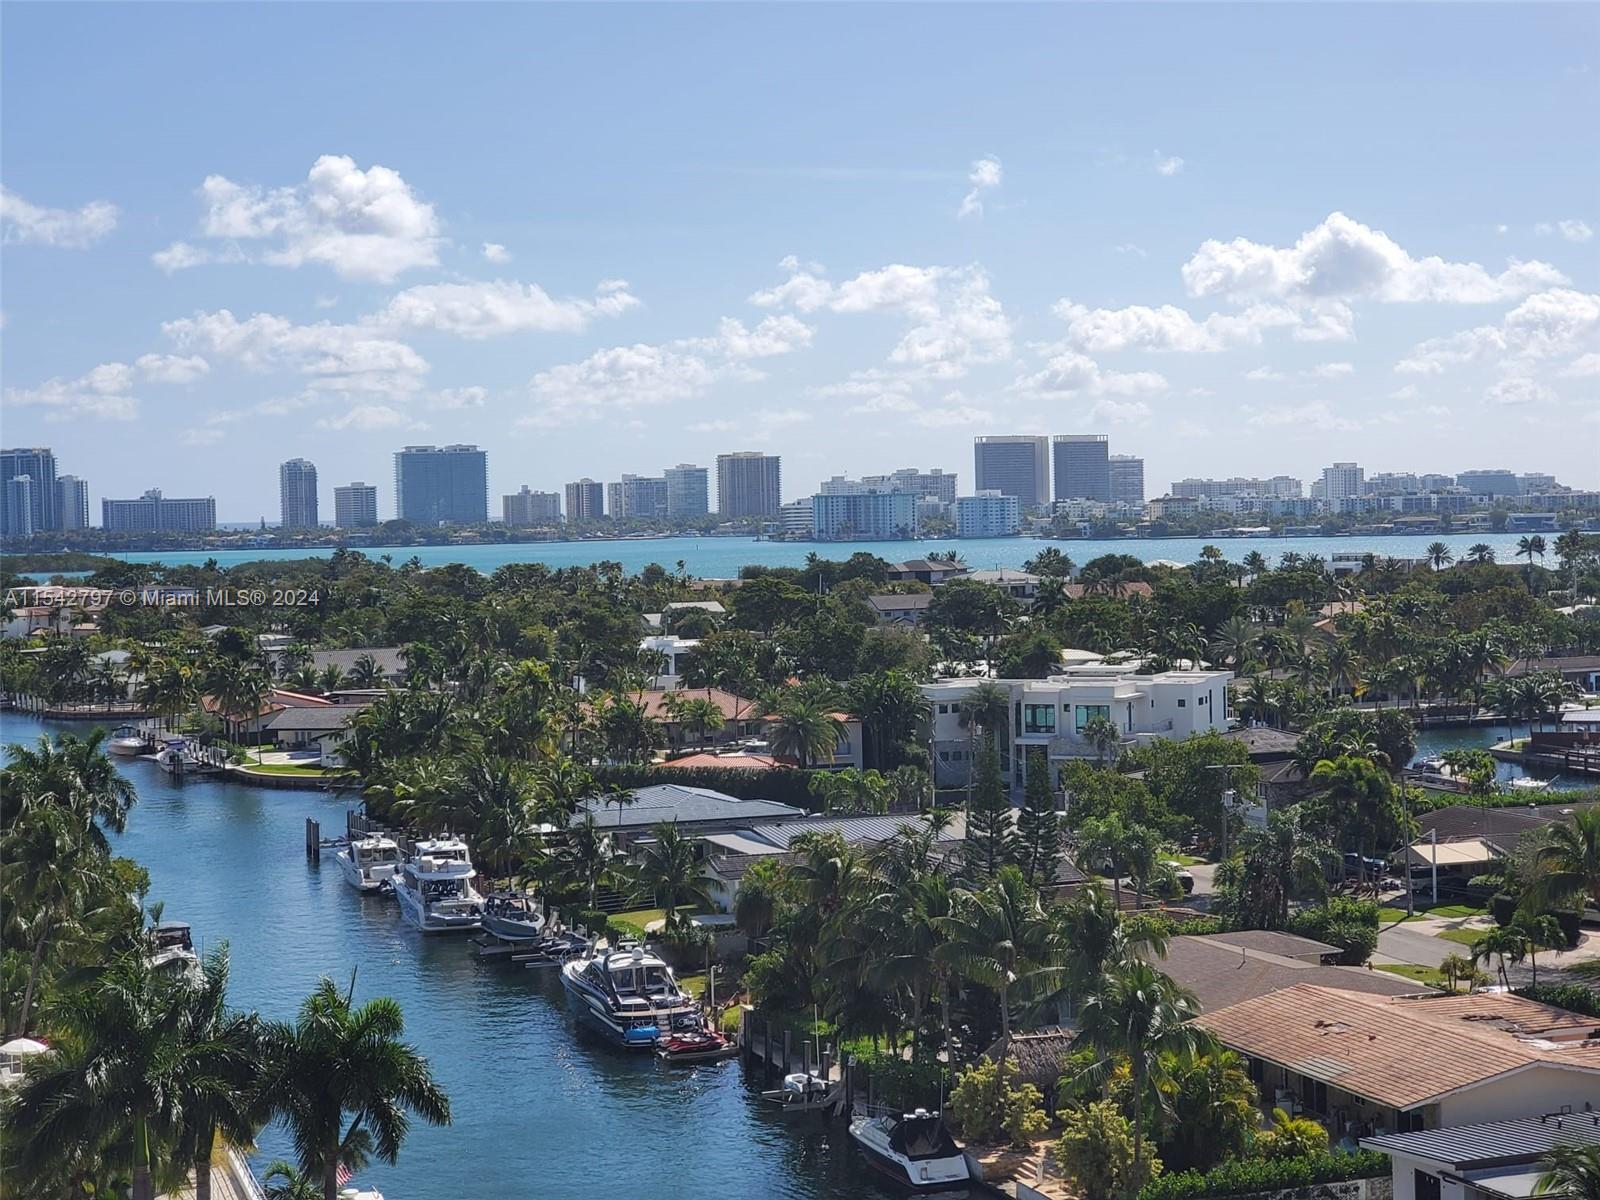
923,664,1232,792
967,568,1040,601
863,593,934,626
1153,934,1430,1013
626,687,762,751
1222,725,1310,808
571,784,803,848
638,635,700,689
1194,986,1600,1135
307,648,408,683
886,558,970,586
1364,1111,1600,1200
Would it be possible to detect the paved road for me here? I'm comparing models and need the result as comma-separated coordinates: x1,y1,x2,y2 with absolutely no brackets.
1375,921,1459,968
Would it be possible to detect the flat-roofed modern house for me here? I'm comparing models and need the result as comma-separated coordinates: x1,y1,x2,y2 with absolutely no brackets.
1363,1111,1600,1200
923,664,1232,791
1195,985,1600,1137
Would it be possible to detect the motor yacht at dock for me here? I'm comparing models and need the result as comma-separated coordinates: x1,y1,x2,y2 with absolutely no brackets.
107,724,146,755
392,837,484,933
559,941,696,1049
336,835,403,894
848,1108,971,1191
481,892,546,941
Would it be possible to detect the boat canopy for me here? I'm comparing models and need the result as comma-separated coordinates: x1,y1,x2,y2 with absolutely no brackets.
887,1112,959,1161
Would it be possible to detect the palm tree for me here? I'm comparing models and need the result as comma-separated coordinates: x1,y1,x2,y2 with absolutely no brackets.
1426,542,1453,571
1467,543,1496,565
1210,615,1257,672
956,680,1011,800
1517,534,1548,587
264,1162,325,1200
347,654,385,688
627,821,714,932
558,813,615,911
3,728,138,855
1471,925,1525,989
1525,808,1600,914
173,949,266,1200
1216,809,1336,929
1438,952,1473,994
1534,1143,1600,1199
6,955,182,1200
459,754,542,890
1072,961,1210,1180
262,978,451,1200
766,696,845,769
1080,714,1122,767
674,695,726,748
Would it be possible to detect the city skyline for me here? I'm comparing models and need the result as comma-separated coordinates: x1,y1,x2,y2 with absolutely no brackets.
3,4,1598,519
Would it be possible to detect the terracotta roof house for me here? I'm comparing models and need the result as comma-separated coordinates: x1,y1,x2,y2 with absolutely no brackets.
594,687,764,751
1194,985,1600,1133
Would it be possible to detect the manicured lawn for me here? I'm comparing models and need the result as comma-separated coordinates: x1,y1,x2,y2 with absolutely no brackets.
1172,853,1207,867
1435,927,1485,947
236,762,352,777
1377,902,1484,924
1374,963,1448,988
1377,908,1429,924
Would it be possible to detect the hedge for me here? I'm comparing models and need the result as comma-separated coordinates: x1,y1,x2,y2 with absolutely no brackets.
1137,1151,1390,1200
1514,983,1600,1017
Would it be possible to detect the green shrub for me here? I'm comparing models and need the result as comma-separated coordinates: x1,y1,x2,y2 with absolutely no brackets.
1256,1108,1330,1160
1003,1079,1050,1146
1136,1151,1388,1200
947,1056,1046,1146
853,1046,947,1114
1057,1100,1160,1199
1514,983,1600,1017
1288,897,1380,965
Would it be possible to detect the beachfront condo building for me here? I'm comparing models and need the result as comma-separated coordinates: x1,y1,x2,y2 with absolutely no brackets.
716,452,782,518
279,458,319,530
394,444,488,526
334,482,379,528
973,436,1049,509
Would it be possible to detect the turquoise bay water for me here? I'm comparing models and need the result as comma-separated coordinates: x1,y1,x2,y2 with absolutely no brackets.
0,711,929,1200
94,531,1536,577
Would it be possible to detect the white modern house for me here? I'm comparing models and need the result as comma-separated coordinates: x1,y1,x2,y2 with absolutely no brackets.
638,634,700,689
922,663,1232,791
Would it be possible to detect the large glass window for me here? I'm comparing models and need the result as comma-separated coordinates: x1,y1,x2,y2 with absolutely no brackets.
1023,704,1056,734
1074,704,1111,733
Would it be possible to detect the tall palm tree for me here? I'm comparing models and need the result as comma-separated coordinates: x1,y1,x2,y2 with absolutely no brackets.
1216,809,1336,929
956,680,1011,800
263,1162,325,1200
5,955,183,1200
936,866,1049,1056
1471,925,1526,989
1525,808,1600,914
1072,961,1210,1180
558,813,615,911
1534,1143,1600,1200
347,654,385,688
766,696,845,769
1517,534,1548,587
459,754,541,890
1467,543,1496,565
1210,615,1257,672
627,821,714,932
262,978,451,1200
3,728,138,854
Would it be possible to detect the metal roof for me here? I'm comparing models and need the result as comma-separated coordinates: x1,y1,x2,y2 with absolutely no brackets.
745,813,965,850
1363,1112,1600,1168
574,784,802,828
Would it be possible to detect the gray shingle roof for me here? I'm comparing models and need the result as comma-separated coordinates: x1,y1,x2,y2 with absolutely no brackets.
1363,1112,1600,1168
574,784,803,829
264,705,363,732
1201,930,1339,960
744,813,965,849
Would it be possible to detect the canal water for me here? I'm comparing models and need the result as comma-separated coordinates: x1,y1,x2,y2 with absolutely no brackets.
1411,723,1590,789
1,712,946,1200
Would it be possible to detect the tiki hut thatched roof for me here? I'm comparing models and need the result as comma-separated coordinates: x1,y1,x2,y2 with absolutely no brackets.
985,1026,1078,1095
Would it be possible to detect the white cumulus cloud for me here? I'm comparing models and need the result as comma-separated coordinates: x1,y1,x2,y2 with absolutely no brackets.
1154,154,1185,177
163,309,429,394
958,156,1002,219
481,242,511,263
0,187,118,248
376,278,639,339
1535,219,1594,243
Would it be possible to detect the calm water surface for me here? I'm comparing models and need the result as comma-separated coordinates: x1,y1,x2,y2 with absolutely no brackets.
1,712,937,1200
95,531,1537,577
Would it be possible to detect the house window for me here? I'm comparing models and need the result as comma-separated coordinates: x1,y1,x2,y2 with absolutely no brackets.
1414,1171,1441,1200
1023,704,1056,734
1075,704,1110,733
938,703,950,714
1177,698,1187,708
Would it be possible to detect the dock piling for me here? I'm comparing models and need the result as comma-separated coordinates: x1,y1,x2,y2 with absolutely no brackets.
305,818,320,863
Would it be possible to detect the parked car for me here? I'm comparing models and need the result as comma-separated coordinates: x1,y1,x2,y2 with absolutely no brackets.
1343,852,1387,877
1162,859,1196,894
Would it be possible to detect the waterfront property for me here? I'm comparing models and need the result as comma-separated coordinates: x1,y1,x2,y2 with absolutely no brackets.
1151,933,1431,1012
1363,1111,1600,1200
1195,985,1600,1133
638,634,699,688
863,592,934,626
571,783,804,846
923,663,1233,789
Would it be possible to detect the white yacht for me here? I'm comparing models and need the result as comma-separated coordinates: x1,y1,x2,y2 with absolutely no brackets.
336,835,403,894
392,838,484,933
849,1108,971,1191
149,921,202,981
107,725,146,755
482,892,546,941
559,942,696,1049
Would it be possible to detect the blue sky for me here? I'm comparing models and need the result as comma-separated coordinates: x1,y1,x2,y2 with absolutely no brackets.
3,3,1596,520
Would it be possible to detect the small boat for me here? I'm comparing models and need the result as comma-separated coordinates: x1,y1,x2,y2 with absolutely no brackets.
760,1071,838,1112
107,725,146,755
1413,754,1448,774
1508,776,1553,792
149,920,201,980
849,1108,971,1191
520,931,588,966
153,738,203,776
336,835,404,894
559,942,697,1049
658,1015,737,1064
482,892,546,941
392,838,484,933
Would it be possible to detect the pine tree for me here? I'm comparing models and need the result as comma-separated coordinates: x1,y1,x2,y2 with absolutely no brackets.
963,734,1017,882
1016,749,1061,888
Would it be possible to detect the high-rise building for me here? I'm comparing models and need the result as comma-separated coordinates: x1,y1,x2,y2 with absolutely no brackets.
1051,434,1111,502
55,476,91,531
1171,476,1304,499
1320,462,1364,505
393,445,488,525
954,491,1022,538
779,497,815,538
1456,469,1521,497
1,447,58,534
1519,472,1558,494
279,458,319,529
564,478,605,522
503,486,562,525
858,468,958,504
810,491,918,541
1419,474,1455,492
716,452,782,518
334,482,379,528
101,489,216,532
973,436,1049,508
663,464,710,517
3,476,36,538
1108,455,1145,506
609,474,669,520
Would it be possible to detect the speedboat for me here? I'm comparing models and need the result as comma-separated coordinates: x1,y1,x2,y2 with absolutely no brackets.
107,725,146,755
849,1108,971,1191
482,892,546,941
1508,776,1553,792
153,738,202,776
336,835,403,894
392,838,484,933
658,1013,736,1064
559,942,696,1049
149,921,201,980
520,930,588,967
1413,754,1448,774
761,1071,837,1112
